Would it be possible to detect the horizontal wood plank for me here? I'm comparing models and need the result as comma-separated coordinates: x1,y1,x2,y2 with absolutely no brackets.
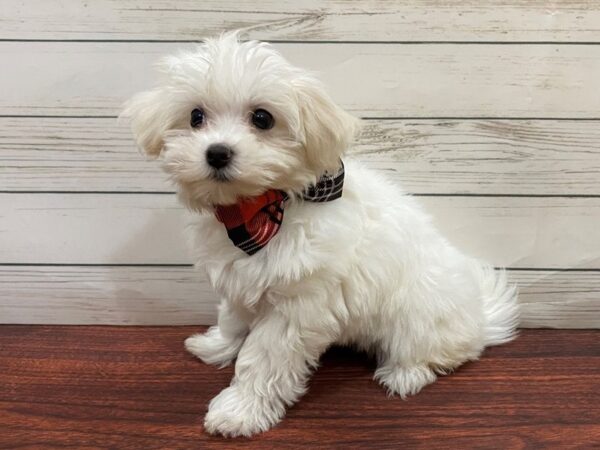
514,270,600,328
0,266,597,328
1,327,598,447
0,266,217,325
1,194,599,268
4,42,600,117
3,117,600,195
3,1,600,42
0,117,170,192
0,194,190,265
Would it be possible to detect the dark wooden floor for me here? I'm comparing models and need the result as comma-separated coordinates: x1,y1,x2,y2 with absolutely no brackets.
1,327,599,449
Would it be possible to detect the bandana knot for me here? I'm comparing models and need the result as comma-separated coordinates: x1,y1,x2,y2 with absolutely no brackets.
215,162,345,255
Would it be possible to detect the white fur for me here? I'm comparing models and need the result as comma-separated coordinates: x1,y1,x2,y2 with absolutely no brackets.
123,32,519,438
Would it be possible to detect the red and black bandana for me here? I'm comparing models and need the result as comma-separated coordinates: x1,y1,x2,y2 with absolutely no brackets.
215,162,345,255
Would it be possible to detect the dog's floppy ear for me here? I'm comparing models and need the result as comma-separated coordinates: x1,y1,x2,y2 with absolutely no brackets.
294,78,361,171
121,87,177,158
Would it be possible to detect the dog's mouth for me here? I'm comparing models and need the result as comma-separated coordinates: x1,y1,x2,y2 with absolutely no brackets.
210,169,233,183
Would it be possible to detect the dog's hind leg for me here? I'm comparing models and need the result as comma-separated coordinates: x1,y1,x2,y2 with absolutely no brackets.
372,292,485,398
185,301,248,367
374,358,438,399
373,316,484,399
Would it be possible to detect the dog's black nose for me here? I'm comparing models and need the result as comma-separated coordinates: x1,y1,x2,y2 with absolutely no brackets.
206,144,233,169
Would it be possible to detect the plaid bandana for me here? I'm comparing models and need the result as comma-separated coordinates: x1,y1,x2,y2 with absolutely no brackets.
215,162,345,255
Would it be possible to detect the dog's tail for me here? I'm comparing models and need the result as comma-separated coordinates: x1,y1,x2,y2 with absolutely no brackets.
478,265,520,347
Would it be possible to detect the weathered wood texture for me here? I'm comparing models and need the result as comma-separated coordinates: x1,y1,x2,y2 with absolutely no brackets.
2,2,599,328
3,117,600,195
3,0,600,42
0,267,217,326
4,42,600,117
1,266,598,328
1,326,599,448
2,193,598,268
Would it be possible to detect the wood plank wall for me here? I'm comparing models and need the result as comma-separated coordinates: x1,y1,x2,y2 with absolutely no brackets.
1,1,599,327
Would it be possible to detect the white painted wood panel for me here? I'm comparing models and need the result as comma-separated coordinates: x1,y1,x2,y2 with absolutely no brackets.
0,117,171,192
1,266,596,328
3,117,600,195
4,42,600,117
0,266,217,325
2,1,600,42
423,197,600,270
2,194,599,268
0,194,190,265
2,1,599,329
514,270,600,328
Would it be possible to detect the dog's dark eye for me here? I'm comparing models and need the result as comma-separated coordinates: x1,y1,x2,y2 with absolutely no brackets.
190,108,204,128
251,109,274,130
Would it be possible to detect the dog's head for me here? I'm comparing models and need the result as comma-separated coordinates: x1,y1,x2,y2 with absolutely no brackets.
122,32,359,211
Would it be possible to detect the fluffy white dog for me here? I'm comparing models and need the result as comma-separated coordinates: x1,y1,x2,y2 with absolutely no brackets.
123,32,519,437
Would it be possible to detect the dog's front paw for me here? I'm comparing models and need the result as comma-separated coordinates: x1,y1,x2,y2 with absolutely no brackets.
204,385,284,437
185,326,244,367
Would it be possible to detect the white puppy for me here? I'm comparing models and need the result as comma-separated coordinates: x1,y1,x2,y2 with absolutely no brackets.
123,32,519,437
